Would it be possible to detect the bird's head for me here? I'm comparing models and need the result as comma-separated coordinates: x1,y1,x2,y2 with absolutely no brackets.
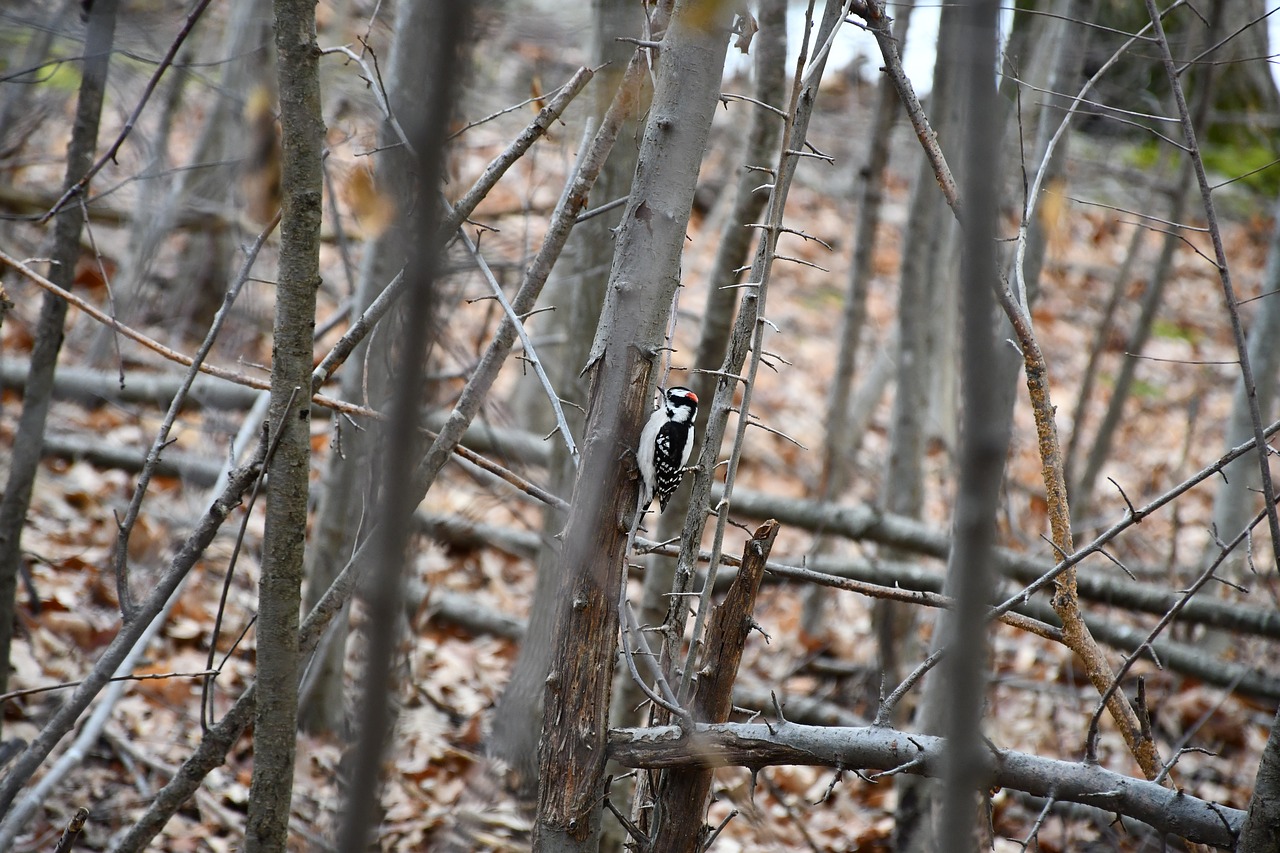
664,386,698,422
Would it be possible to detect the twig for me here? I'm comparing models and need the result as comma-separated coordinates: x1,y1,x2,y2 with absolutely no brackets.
719,91,788,118
1018,795,1056,852
53,808,90,853
321,44,414,155
766,560,1062,642
618,591,688,723
309,268,404,390
111,212,281,621
459,229,578,465
43,0,217,221
575,195,628,223
0,670,218,705
448,66,597,139
1083,501,1272,761
444,65,596,235
202,389,299,732
875,647,943,726
1011,3,1184,314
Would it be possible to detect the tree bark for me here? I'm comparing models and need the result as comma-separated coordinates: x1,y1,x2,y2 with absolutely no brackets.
333,0,470,847
648,521,778,852
532,2,733,849
888,5,962,844
1210,198,1280,577
490,0,647,796
629,0,786,728
1239,702,1280,852
244,0,324,848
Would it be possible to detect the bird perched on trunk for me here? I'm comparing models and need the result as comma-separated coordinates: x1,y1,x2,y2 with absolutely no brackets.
637,386,698,514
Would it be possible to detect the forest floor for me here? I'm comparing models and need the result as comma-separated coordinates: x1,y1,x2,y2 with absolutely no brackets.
1,5,1279,852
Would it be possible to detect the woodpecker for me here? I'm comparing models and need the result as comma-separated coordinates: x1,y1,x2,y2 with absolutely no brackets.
637,386,699,514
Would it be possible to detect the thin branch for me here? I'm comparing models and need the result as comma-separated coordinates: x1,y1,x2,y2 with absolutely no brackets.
43,0,217,221
202,389,299,733
719,91,788,118
575,195,628,223
459,229,578,465
448,66,597,139
53,808,90,853
1010,1,1185,313
111,212,280,621
0,670,218,705
1084,501,1274,762
0,248,377,421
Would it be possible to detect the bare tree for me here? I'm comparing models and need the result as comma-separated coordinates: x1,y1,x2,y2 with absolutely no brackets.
299,0,427,738
628,0,788,723
334,1,472,847
935,0,1005,845
243,1,324,849
2,0,1280,848
0,0,119,711
532,2,736,848
489,0,648,796
887,5,963,844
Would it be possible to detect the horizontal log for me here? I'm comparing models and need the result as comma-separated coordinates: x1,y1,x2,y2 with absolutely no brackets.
609,722,1242,848
14,356,1278,645
727,487,1280,641
798,553,1280,701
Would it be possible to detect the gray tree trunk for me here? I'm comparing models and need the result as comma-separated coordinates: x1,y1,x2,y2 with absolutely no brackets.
244,0,324,848
532,2,733,848
0,0,119,711
165,1,274,334
488,0,646,797
894,1,1098,845
935,0,1006,845
299,0,429,738
334,2,469,846
626,0,788,716
1240,700,1280,852
879,3,960,753
1206,193,1280,571
1229,204,1280,853
888,9,964,846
